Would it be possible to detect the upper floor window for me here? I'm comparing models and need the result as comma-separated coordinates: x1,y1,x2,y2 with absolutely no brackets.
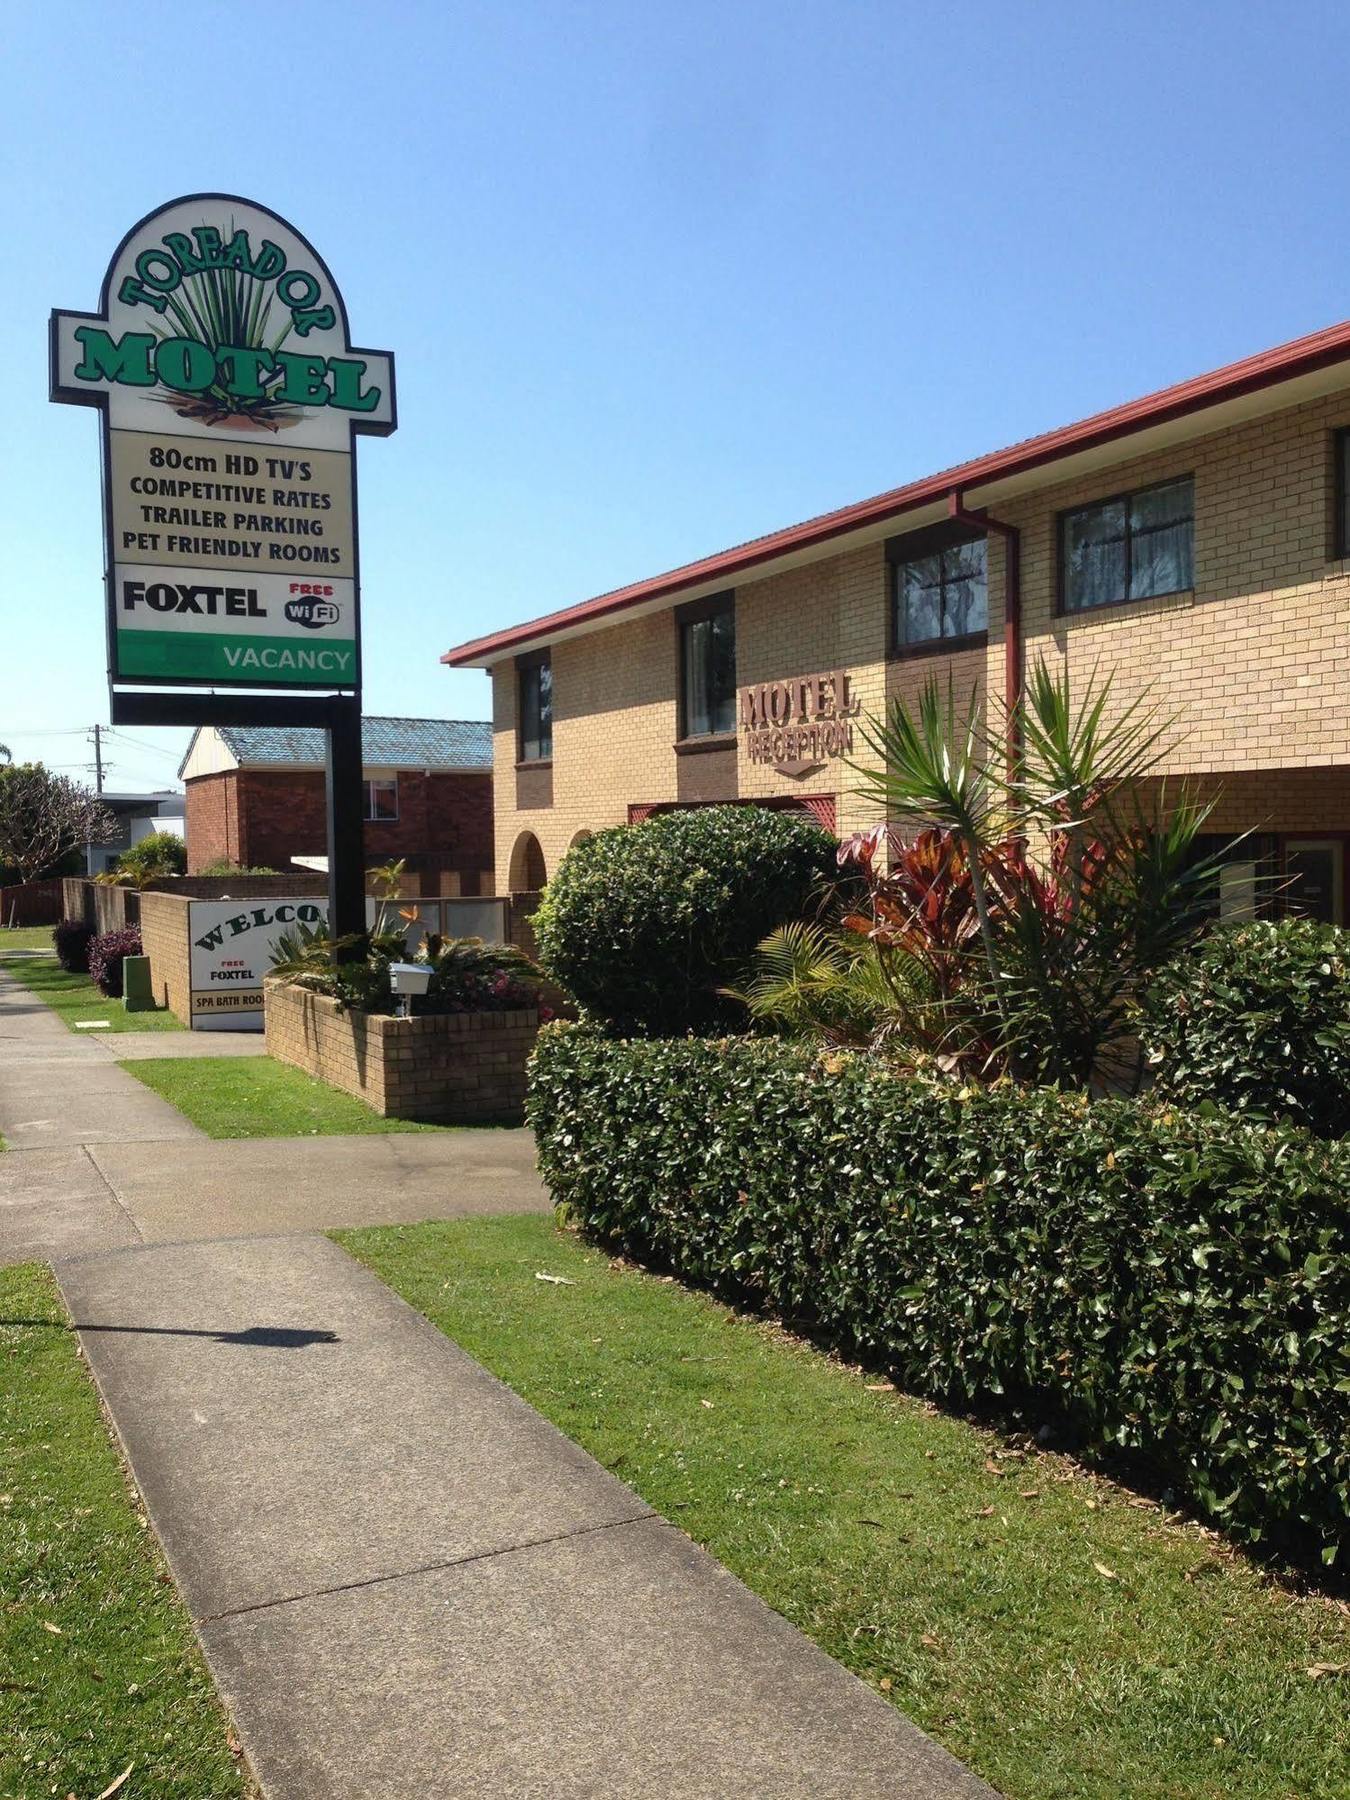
893,536,988,647
1334,429,1350,556
679,594,736,738
363,776,398,822
1060,476,1193,612
518,651,553,762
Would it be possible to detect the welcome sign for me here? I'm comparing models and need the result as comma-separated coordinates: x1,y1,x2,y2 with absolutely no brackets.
189,897,328,1030
50,195,395,691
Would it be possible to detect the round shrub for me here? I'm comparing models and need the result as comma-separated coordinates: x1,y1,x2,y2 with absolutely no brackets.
113,830,186,885
88,927,143,999
1140,918,1350,1136
52,918,96,974
533,805,838,1035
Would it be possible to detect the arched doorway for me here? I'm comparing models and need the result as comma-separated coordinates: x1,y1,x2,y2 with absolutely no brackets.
509,830,547,893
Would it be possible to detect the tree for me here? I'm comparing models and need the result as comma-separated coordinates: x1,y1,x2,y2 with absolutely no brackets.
0,764,117,884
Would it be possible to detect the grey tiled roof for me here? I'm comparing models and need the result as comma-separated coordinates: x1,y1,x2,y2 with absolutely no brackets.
189,716,492,774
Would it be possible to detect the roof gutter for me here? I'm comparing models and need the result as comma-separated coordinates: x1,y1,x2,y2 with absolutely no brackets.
949,491,1021,770
441,315,1350,669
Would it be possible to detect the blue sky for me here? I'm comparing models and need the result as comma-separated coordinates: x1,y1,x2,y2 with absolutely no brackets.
4,1,1349,791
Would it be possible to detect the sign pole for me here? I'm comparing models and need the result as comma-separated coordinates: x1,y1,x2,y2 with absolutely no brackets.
326,695,366,955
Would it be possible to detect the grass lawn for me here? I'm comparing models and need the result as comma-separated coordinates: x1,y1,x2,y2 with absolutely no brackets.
342,1215,1350,1800
0,926,56,951
0,951,182,1033
0,1264,249,1798
122,1054,454,1138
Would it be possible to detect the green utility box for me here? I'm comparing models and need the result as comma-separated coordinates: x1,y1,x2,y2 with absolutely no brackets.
121,954,154,1013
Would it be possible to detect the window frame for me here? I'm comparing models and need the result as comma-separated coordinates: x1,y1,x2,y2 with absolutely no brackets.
516,648,553,766
886,521,989,658
1333,428,1350,559
363,775,399,823
675,591,737,744
1056,475,1195,617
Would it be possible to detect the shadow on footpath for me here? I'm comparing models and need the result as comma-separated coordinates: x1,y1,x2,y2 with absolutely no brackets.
0,1320,339,1348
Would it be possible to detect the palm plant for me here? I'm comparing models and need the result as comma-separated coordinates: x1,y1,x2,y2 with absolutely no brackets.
721,920,895,1047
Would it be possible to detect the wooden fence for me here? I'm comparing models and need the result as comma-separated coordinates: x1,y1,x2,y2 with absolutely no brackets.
0,879,65,928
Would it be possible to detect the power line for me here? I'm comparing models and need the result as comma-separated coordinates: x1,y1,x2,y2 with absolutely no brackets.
105,729,181,759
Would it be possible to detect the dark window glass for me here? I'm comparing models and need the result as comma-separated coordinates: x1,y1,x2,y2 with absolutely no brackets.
519,655,553,762
1062,478,1193,611
895,538,987,646
681,604,736,737
364,777,398,822
1337,431,1350,556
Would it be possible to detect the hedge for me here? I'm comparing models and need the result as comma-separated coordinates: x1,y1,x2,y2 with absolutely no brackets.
532,805,838,1035
1141,919,1350,1137
528,1025,1350,1568
52,918,95,974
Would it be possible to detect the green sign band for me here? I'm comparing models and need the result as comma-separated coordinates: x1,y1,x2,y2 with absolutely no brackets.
116,628,357,686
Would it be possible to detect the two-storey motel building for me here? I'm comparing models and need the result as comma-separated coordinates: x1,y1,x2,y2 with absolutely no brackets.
444,320,1350,926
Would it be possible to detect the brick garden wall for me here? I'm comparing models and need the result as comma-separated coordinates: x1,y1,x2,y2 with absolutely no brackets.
61,879,139,935
265,980,537,1124
138,891,194,1022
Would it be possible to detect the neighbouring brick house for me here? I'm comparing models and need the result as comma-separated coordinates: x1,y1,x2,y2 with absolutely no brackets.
445,318,1350,925
180,717,494,895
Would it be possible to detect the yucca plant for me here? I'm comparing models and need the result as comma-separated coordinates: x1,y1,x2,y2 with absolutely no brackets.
847,658,1242,1088
150,226,296,428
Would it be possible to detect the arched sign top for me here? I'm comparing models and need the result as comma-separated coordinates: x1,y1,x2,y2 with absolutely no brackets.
50,194,395,697
52,193,395,454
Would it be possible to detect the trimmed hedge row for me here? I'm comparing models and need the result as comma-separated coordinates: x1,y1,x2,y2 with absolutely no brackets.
528,1025,1350,1568
1141,919,1350,1138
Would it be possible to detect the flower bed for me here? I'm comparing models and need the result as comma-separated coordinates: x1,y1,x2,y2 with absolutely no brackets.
528,1024,1350,1571
265,979,539,1124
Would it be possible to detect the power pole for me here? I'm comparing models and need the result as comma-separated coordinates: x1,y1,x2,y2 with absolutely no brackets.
87,724,104,875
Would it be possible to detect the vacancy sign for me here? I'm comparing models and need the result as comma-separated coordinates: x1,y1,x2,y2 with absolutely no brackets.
50,194,395,691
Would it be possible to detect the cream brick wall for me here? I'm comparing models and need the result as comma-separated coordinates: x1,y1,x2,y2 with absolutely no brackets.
490,385,1350,892
1002,390,1350,777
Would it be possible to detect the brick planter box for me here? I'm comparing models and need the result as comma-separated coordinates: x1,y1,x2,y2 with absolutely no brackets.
264,979,538,1124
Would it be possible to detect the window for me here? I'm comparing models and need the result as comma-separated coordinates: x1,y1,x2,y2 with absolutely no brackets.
363,777,398,822
679,595,736,738
518,651,552,762
1060,477,1193,612
1335,430,1350,557
893,536,987,647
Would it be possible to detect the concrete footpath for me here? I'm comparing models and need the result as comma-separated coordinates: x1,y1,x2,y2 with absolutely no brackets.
5,964,995,1794
56,1233,996,1799
0,964,548,1264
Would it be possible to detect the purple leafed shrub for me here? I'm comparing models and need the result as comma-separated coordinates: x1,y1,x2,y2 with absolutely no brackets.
88,927,143,999
52,918,96,974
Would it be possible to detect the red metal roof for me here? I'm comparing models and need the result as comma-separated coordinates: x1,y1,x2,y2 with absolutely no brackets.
442,317,1350,666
